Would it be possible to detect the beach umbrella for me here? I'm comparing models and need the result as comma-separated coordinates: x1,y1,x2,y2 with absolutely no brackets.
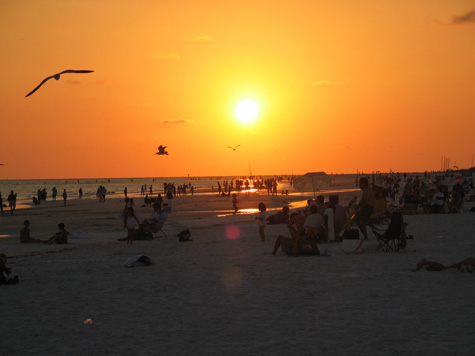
293,172,331,195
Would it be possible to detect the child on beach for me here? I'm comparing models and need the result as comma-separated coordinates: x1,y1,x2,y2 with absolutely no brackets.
232,194,238,214
124,207,140,245
256,202,266,242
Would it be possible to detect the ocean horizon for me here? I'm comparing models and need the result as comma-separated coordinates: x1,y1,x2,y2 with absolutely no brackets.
1,175,301,205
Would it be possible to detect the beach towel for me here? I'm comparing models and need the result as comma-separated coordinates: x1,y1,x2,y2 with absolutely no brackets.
124,255,154,267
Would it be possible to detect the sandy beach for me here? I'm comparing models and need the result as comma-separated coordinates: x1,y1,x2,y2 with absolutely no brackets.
1,178,475,356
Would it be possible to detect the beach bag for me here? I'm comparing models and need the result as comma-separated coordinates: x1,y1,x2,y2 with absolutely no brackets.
178,229,192,242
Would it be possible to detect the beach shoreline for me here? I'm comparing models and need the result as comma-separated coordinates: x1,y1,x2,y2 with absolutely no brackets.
2,174,475,355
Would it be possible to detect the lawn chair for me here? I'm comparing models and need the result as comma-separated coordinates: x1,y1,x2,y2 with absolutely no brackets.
372,211,407,252
450,192,464,213
150,207,170,238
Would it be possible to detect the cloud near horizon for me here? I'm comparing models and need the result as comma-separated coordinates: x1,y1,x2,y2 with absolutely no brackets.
162,118,195,124
451,9,475,24
152,52,181,60
181,33,214,42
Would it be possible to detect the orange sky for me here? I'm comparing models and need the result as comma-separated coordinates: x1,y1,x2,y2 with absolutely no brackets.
1,0,474,179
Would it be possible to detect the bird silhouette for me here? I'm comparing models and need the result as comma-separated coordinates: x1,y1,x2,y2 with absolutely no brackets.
25,69,94,97
156,145,168,155
227,145,241,151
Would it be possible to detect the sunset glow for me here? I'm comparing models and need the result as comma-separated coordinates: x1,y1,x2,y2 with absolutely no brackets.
1,1,474,179
235,100,259,123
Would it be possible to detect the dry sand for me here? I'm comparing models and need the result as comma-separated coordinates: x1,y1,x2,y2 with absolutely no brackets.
1,181,475,355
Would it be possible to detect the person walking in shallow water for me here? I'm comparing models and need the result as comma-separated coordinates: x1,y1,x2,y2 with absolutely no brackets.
62,189,67,206
232,194,238,214
8,191,16,215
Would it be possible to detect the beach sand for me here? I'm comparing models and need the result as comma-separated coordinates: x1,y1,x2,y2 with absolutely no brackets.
1,179,475,355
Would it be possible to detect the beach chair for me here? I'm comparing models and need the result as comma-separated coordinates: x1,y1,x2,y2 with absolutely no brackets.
372,211,407,252
150,208,170,238
449,192,464,213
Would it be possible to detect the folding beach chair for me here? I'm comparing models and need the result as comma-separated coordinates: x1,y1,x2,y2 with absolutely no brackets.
338,212,365,254
372,211,407,252
150,208,170,238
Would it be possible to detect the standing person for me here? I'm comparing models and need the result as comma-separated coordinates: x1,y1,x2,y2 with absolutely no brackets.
256,202,267,242
166,190,173,210
124,187,128,198
78,188,83,199
7,191,16,215
124,207,140,245
232,194,239,214
52,186,57,201
0,192,3,216
150,185,153,196
356,177,375,240
62,189,67,206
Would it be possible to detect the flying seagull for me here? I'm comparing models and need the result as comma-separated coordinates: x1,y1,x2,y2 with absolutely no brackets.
156,145,169,155
227,145,241,151
25,69,94,97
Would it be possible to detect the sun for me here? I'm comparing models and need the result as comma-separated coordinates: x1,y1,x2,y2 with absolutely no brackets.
235,99,259,123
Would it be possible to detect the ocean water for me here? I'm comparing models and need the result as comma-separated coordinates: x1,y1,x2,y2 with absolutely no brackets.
0,176,290,205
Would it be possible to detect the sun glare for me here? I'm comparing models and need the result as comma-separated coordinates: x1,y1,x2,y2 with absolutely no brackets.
235,100,259,123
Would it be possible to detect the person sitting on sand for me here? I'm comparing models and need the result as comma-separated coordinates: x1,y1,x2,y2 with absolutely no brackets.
303,205,326,242
272,213,321,256
44,223,69,244
20,220,43,243
141,202,162,231
266,206,290,225
412,258,475,272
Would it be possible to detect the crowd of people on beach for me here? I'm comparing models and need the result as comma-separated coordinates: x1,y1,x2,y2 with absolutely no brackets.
268,177,374,257
2,171,474,258
213,177,286,196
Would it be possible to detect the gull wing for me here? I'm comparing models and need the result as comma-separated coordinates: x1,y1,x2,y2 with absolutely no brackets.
25,75,55,97
59,70,94,75
26,70,94,97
